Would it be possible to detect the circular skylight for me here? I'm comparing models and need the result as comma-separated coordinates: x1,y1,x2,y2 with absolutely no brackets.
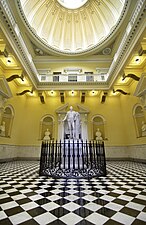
57,0,88,9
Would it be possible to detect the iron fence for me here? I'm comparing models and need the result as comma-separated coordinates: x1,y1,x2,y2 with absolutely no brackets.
39,139,106,178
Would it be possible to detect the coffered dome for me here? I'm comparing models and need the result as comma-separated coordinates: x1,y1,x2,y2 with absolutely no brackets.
18,0,126,55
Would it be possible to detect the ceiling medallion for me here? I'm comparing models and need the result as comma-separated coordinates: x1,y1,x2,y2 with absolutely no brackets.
102,48,112,55
57,0,88,9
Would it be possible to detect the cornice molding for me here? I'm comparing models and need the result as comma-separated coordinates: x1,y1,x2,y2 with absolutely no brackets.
36,82,109,91
108,0,146,88
0,0,39,88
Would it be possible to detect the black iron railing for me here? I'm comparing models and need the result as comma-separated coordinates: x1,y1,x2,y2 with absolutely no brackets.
39,140,106,178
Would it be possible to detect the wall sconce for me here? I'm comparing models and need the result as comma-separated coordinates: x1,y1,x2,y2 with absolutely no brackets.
16,88,33,96
113,89,130,95
6,73,24,82
122,73,140,81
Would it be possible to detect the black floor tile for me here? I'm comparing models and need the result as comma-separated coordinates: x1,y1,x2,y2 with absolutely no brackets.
27,206,47,217
0,218,13,225
5,206,24,216
120,206,140,217
50,207,70,218
73,207,93,217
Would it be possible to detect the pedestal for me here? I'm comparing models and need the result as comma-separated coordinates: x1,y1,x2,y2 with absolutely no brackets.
61,139,85,169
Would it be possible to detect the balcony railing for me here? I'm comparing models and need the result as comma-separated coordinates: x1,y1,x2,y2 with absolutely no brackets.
39,73,108,83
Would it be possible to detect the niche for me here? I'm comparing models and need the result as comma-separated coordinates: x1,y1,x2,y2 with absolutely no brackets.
133,104,146,137
0,105,14,137
92,115,106,140
40,115,54,140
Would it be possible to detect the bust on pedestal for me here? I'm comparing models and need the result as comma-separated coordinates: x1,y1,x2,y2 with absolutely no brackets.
95,128,103,141
43,129,51,141
141,121,146,137
0,121,5,137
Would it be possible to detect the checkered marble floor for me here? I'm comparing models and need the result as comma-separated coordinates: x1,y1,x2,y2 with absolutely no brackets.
0,161,146,225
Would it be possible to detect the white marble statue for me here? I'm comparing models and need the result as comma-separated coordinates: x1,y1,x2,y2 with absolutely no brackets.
43,129,51,141
75,112,81,139
0,121,6,137
141,121,146,137
63,106,81,139
95,128,103,141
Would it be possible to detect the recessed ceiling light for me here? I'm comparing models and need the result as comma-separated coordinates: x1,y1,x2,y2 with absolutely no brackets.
7,59,11,63
135,58,139,61
135,57,141,64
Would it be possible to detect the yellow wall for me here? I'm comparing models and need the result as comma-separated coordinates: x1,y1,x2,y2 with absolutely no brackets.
1,84,146,147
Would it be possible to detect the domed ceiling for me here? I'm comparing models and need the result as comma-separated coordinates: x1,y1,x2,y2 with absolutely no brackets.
18,0,126,55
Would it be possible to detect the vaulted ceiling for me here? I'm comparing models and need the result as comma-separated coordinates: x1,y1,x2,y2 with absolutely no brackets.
0,0,146,100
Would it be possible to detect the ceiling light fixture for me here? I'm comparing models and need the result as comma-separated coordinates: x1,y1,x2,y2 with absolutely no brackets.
92,90,95,95
50,90,54,95
71,90,74,96
135,57,141,64
7,59,11,64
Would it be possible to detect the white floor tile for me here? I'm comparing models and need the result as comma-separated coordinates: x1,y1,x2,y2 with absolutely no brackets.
112,212,135,224
21,202,39,210
86,212,108,224
60,212,82,225
82,195,97,201
1,201,19,210
105,202,124,211
84,202,102,211
62,202,81,211
126,202,145,211
9,212,31,225
42,202,59,211
0,211,7,220
34,212,57,225
65,194,79,201
137,212,146,222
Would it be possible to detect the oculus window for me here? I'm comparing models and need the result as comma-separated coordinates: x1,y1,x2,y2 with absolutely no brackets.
57,0,88,9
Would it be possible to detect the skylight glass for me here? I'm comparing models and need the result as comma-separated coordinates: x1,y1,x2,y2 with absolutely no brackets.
57,0,88,9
